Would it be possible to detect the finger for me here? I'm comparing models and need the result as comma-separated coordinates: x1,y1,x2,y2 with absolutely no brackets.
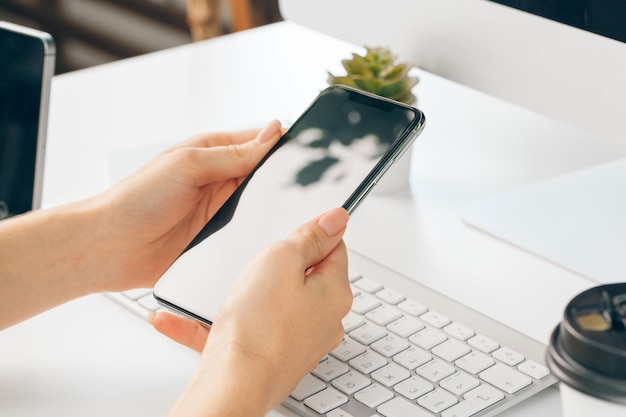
178,120,284,186
150,311,210,352
175,119,282,150
286,207,350,269
306,238,348,278
306,239,352,317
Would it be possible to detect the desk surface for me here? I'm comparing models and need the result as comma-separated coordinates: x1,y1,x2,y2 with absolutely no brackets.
2,21,626,416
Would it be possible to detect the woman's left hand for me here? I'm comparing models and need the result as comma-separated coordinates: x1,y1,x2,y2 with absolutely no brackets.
93,120,283,291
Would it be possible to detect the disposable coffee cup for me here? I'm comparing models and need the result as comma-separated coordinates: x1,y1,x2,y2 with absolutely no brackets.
546,283,626,416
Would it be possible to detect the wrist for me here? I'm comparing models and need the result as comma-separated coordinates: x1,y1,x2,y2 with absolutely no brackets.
170,342,277,417
0,198,109,327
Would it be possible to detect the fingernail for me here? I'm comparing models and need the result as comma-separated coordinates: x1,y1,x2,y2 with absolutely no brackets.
255,120,281,144
318,207,349,236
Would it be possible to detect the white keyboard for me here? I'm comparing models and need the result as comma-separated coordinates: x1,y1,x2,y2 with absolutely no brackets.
105,250,556,417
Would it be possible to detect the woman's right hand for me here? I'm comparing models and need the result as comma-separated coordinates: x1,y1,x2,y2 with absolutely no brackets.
157,207,352,417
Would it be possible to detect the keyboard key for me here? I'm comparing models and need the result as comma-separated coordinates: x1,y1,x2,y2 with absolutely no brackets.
387,315,425,338
303,386,348,414
444,322,475,341
377,396,433,417
107,292,156,320
442,384,504,417
416,359,456,382
493,347,525,366
348,269,362,282
137,294,161,312
327,408,356,417
393,346,432,370
418,388,458,413
371,334,410,357
432,339,471,362
349,351,388,375
479,363,532,394
350,322,387,345
353,277,384,293
420,310,451,328
312,357,349,382
331,337,366,362
393,376,433,400
455,351,495,375
352,293,382,314
376,287,406,305
518,360,550,380
439,372,480,395
350,285,361,298
342,311,366,332
467,334,499,353
371,363,411,387
366,305,403,326
397,299,427,316
122,288,151,300
354,383,394,408
290,374,326,401
409,327,447,349
331,371,372,395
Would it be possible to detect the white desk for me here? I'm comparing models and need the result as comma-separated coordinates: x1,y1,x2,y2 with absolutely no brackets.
2,21,626,416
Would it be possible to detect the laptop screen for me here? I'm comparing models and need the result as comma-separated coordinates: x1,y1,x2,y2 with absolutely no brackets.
0,22,55,219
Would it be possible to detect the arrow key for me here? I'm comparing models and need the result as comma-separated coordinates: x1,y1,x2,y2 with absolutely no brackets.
479,363,532,394
441,384,504,417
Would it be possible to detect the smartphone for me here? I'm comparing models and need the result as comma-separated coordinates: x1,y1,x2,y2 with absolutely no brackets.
154,85,426,325
0,21,55,219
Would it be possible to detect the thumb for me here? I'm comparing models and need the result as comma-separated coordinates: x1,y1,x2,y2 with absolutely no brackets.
187,120,283,185
286,207,349,268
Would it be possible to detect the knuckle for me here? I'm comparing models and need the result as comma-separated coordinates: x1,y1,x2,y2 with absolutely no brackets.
327,324,346,351
166,146,193,164
165,146,201,170
265,239,299,259
226,143,251,167
340,282,353,315
295,225,327,258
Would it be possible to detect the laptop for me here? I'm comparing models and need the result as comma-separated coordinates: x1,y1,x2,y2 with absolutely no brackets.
0,21,55,219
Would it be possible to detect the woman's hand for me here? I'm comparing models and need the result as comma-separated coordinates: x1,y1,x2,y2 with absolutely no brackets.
92,120,284,291
162,207,352,417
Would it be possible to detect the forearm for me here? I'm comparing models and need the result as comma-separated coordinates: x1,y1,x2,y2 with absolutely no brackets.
0,199,115,329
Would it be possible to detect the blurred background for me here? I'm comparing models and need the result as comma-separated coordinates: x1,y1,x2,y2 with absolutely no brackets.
0,0,282,74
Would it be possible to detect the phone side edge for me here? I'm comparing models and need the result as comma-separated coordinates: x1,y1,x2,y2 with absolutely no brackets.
343,110,426,215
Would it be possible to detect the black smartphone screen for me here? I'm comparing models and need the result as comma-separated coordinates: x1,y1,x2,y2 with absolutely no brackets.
155,85,426,324
0,23,53,219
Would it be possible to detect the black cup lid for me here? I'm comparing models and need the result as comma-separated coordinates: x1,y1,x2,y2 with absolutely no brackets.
547,283,626,404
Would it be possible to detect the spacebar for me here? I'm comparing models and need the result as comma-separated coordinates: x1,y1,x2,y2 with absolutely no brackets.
377,397,433,417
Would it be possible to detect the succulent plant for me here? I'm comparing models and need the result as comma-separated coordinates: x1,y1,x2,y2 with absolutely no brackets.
327,46,419,105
